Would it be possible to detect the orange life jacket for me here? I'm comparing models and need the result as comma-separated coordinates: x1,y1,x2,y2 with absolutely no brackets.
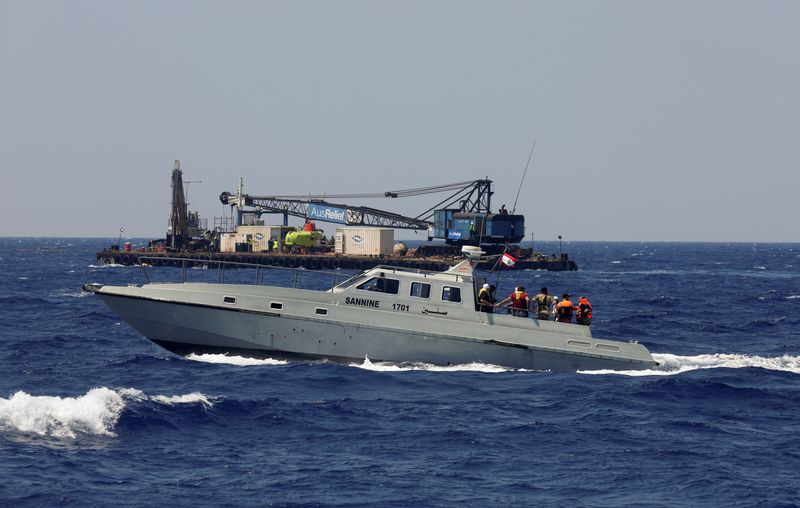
556,299,573,319
577,298,593,319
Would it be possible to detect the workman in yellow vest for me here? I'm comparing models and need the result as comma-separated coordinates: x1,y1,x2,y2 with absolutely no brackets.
477,283,496,313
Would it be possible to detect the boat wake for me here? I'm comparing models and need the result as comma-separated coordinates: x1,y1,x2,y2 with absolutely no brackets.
350,356,511,373
177,352,800,376
0,387,213,439
579,353,800,376
185,353,288,366
182,353,511,372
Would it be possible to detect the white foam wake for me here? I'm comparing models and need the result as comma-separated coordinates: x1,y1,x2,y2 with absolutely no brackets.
185,353,288,366
57,288,91,298
349,356,511,373
0,387,214,439
579,353,800,376
116,388,214,408
185,353,503,371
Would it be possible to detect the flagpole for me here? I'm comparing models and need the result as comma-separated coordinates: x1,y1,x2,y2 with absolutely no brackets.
493,244,507,287
492,240,508,287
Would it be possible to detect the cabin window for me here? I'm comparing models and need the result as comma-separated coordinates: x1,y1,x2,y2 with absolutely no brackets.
410,282,431,299
270,302,283,310
356,277,399,295
441,286,462,303
315,307,328,316
223,296,236,304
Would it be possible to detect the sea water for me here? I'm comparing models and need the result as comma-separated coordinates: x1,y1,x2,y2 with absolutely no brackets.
1,238,799,507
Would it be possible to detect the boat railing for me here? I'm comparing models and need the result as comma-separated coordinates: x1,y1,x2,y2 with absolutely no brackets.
136,256,352,291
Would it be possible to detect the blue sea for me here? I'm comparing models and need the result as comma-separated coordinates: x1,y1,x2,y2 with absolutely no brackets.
1,238,799,507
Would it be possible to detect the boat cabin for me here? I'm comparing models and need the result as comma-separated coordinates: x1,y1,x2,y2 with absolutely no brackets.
330,260,486,314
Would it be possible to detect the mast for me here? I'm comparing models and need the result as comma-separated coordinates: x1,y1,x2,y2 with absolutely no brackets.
169,160,188,248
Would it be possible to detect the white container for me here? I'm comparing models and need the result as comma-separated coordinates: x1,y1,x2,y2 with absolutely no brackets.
220,233,238,253
335,227,394,256
235,226,268,252
236,225,294,252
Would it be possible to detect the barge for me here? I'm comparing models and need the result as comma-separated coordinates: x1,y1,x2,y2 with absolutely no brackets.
96,160,579,272
96,249,577,272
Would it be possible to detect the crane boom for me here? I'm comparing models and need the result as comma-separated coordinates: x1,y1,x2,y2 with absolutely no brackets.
219,193,432,230
220,179,493,230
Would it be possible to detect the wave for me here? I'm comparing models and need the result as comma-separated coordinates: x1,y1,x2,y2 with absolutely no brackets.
349,356,512,373
786,295,800,300
54,288,92,298
579,353,800,377
0,388,124,439
117,388,213,408
0,387,213,439
744,316,786,328
185,353,288,366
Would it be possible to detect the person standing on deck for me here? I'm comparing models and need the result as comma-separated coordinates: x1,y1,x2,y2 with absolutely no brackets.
477,283,496,313
576,296,593,326
532,287,556,321
496,286,530,317
555,294,575,323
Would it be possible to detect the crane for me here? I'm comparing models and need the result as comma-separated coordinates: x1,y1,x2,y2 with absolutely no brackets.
219,178,523,245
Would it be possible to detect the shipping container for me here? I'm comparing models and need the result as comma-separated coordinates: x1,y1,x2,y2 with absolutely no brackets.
335,227,394,256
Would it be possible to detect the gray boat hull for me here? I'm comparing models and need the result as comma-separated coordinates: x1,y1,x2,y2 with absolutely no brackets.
93,285,658,371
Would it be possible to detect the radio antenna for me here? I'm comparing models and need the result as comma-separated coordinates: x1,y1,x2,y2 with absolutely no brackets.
511,138,537,214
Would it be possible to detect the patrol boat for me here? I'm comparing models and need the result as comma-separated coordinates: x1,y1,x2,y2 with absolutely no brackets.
83,248,657,371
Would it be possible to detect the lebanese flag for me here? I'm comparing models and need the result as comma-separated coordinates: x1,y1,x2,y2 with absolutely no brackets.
501,252,517,267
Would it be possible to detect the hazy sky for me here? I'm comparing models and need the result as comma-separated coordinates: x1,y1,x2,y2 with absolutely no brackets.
1,1,798,241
